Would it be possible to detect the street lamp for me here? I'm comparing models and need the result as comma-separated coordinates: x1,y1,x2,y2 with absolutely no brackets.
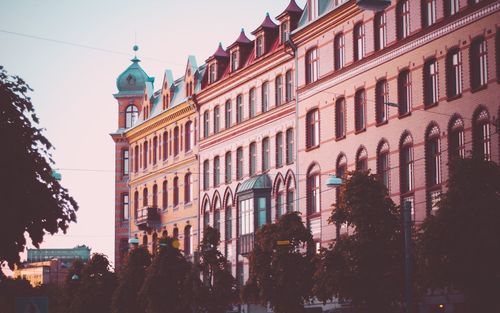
325,175,343,240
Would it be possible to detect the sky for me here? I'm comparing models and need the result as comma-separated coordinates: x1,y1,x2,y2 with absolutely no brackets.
0,0,306,269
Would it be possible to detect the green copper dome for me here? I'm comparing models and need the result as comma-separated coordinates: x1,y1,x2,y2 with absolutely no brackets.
116,56,151,95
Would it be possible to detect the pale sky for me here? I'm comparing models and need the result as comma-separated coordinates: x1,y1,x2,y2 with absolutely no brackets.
0,0,306,269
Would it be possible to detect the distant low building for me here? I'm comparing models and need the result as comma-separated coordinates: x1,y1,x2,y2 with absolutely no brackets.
14,246,91,286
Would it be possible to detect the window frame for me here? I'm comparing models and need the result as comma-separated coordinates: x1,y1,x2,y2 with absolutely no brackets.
375,79,389,124
335,98,346,139
306,109,320,149
398,69,412,116
334,33,345,71
353,22,365,62
305,47,319,84
354,89,366,132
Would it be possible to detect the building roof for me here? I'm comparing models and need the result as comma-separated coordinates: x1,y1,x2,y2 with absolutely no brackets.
252,12,278,35
276,0,303,20
115,57,152,96
237,174,272,194
228,28,252,49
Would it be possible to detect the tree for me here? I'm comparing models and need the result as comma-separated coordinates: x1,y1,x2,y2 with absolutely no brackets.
0,66,78,268
138,236,194,313
314,171,404,312
242,212,315,313
417,157,500,312
112,246,151,313
197,226,237,313
69,253,117,313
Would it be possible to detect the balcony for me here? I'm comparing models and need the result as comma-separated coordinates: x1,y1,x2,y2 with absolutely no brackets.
135,206,161,231
238,233,255,255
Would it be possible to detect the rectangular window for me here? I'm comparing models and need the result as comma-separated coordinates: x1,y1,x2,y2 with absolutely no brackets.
353,23,365,61
398,70,412,116
203,160,209,190
397,0,410,40
231,51,238,72
306,48,319,84
237,147,244,180
401,145,414,193
225,207,232,240
236,95,243,124
471,38,488,90
276,132,283,168
286,128,294,164
209,63,216,84
354,89,366,132
256,36,263,58
123,150,129,175
122,194,129,221
214,157,220,187
335,98,345,139
225,152,232,184
281,22,289,44
334,34,345,70
423,0,437,27
275,76,283,106
214,106,220,134
249,88,256,118
306,109,320,148
261,82,269,113
285,70,293,102
374,12,387,51
446,49,462,98
424,59,439,106
249,142,256,176
308,173,320,214
262,137,270,171
225,100,232,129
445,0,459,16
258,197,267,227
376,79,388,124
239,199,254,235
203,111,209,138
276,192,283,218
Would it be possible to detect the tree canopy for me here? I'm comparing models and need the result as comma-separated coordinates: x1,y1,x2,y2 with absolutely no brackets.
0,66,78,268
314,171,404,312
417,157,500,312
243,212,315,313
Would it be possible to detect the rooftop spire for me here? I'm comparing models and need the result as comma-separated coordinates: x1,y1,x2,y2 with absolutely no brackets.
131,45,140,63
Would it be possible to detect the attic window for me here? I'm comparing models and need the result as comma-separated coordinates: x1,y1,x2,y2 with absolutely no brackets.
208,63,216,84
231,50,239,72
256,35,264,58
280,21,289,44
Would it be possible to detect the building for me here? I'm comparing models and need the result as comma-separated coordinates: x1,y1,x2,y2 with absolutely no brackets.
112,0,499,311
112,53,203,267
14,246,90,286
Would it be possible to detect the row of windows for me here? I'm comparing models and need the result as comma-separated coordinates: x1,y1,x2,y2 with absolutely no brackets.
203,71,294,138
306,106,493,216
304,0,489,85
202,129,294,190
126,120,195,175
305,33,496,147
123,173,193,221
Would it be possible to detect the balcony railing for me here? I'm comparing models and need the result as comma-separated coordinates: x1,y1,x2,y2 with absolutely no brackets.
135,206,161,230
238,233,255,255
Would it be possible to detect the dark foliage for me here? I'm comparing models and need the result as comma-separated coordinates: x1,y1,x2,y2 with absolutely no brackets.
417,158,500,312
0,66,78,268
243,212,315,313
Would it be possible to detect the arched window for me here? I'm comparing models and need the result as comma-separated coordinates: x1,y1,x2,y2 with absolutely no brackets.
306,48,319,84
276,180,284,218
335,153,348,237
448,116,465,160
397,0,410,40
356,147,368,172
261,81,269,113
470,37,488,90
213,106,220,133
398,69,412,116
125,105,139,128
249,142,257,176
286,128,294,164
286,177,295,212
203,111,210,138
134,191,139,219
184,173,192,204
249,88,256,118
262,137,270,171
153,136,158,165
276,132,283,168
173,127,179,156
285,70,293,102
236,147,244,180
162,131,168,161
162,180,168,210
173,177,179,207
472,108,491,161
236,95,243,124
334,33,345,71
225,100,232,129
213,156,220,187
307,164,321,215
374,11,387,51
306,109,320,148
376,79,388,124
203,200,211,228
225,199,233,241
225,152,232,184
400,133,414,194
143,187,148,207
335,98,346,139
275,75,283,106
377,141,390,190
353,22,365,61
143,140,148,168
152,184,158,207
184,225,192,255
425,124,442,213
214,197,221,231
446,48,462,98
185,121,192,152
354,89,366,132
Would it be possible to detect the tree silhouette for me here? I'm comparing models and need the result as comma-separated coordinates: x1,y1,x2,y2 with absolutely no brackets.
0,66,78,268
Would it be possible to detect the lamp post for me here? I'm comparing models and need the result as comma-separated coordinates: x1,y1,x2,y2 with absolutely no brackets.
326,175,343,240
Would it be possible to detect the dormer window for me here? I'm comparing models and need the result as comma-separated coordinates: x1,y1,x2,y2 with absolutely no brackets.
280,21,289,44
208,63,216,84
231,50,239,72
256,35,264,58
